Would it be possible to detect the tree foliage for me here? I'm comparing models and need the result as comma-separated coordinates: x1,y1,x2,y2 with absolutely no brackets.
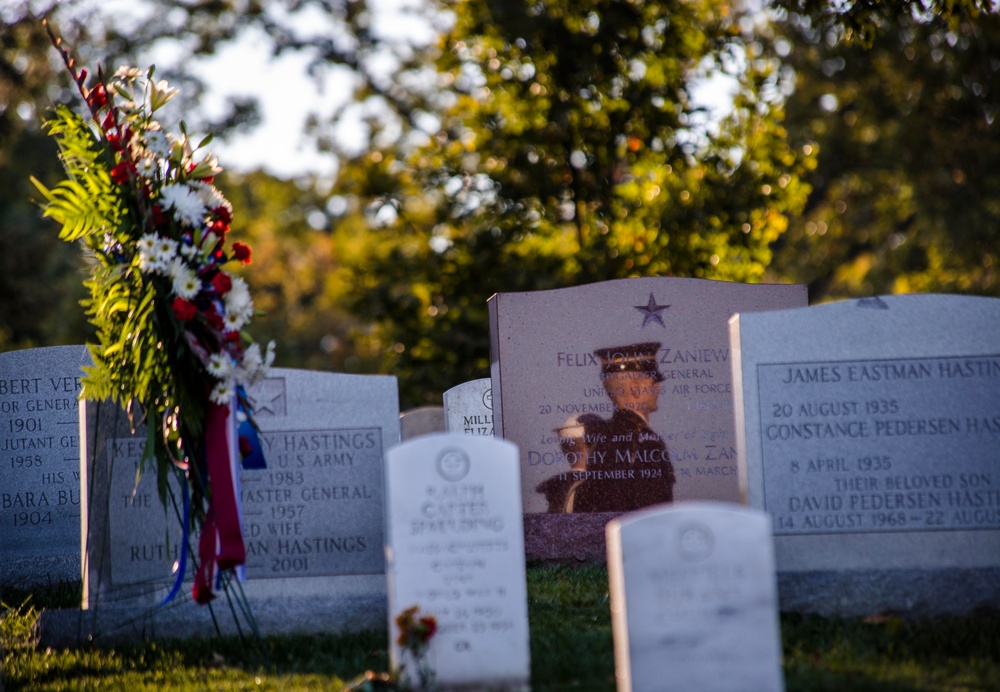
339,0,813,406
4,0,999,411
0,5,90,350
769,8,1000,300
219,171,382,374
771,0,994,44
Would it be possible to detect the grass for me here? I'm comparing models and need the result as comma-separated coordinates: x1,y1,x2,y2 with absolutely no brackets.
2,565,999,691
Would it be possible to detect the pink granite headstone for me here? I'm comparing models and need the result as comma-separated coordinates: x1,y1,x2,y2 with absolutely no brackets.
487,277,806,561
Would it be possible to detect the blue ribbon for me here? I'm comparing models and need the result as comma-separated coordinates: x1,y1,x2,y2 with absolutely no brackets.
237,385,267,470
160,479,190,606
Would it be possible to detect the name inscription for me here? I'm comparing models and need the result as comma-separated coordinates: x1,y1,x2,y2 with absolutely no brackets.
108,427,384,581
1,373,82,542
759,355,1000,535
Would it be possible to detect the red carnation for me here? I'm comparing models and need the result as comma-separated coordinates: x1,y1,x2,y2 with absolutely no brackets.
224,330,242,345
204,305,225,331
152,204,168,226
172,297,197,322
86,83,107,109
418,616,437,640
110,160,136,185
232,242,252,264
211,273,232,295
209,219,230,236
213,206,233,225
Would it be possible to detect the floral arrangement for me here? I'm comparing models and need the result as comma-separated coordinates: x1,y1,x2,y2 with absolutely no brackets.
32,23,273,603
394,605,438,690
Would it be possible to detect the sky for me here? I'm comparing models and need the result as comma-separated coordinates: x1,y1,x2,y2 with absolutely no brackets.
64,0,441,179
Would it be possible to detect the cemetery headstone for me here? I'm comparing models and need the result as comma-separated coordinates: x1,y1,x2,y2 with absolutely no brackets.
443,378,494,436
384,433,530,691
607,503,784,692
488,277,806,561
0,345,89,587
45,367,399,645
731,294,1000,616
400,406,446,440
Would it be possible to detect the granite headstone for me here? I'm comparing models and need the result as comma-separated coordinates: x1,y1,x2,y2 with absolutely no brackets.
607,503,784,692
0,345,89,587
384,433,530,690
443,378,494,436
488,277,806,561
43,368,399,645
731,294,1000,615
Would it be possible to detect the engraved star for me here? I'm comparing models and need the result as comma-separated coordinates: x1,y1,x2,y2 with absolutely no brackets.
634,292,670,328
253,379,286,417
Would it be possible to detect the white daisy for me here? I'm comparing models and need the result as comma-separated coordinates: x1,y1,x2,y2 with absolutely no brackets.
171,264,201,300
223,309,249,332
113,65,142,81
209,379,235,406
207,352,232,379
152,236,178,264
137,233,158,254
136,155,158,178
145,128,170,158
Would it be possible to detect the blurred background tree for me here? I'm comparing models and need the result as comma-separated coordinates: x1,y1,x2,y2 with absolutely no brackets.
338,0,812,405
767,7,1000,300
0,5,89,350
1,0,996,406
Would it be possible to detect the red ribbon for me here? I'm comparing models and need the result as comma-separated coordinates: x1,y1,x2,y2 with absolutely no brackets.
192,400,246,604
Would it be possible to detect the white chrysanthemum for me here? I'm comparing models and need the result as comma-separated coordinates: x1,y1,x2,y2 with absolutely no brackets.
145,127,171,158
209,379,235,406
224,277,252,313
171,264,201,300
207,352,232,379
160,183,207,227
190,181,230,212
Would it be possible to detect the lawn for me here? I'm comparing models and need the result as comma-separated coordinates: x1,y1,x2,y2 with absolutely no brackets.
3,566,998,690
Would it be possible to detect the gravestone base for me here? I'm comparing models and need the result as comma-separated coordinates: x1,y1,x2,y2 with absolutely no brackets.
523,513,619,564
777,568,1000,618
38,581,386,647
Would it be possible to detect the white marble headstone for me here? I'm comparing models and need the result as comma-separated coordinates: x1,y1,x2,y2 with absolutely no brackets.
400,406,446,440
385,433,530,690
731,294,1000,616
607,503,784,692
0,345,89,586
443,378,494,436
